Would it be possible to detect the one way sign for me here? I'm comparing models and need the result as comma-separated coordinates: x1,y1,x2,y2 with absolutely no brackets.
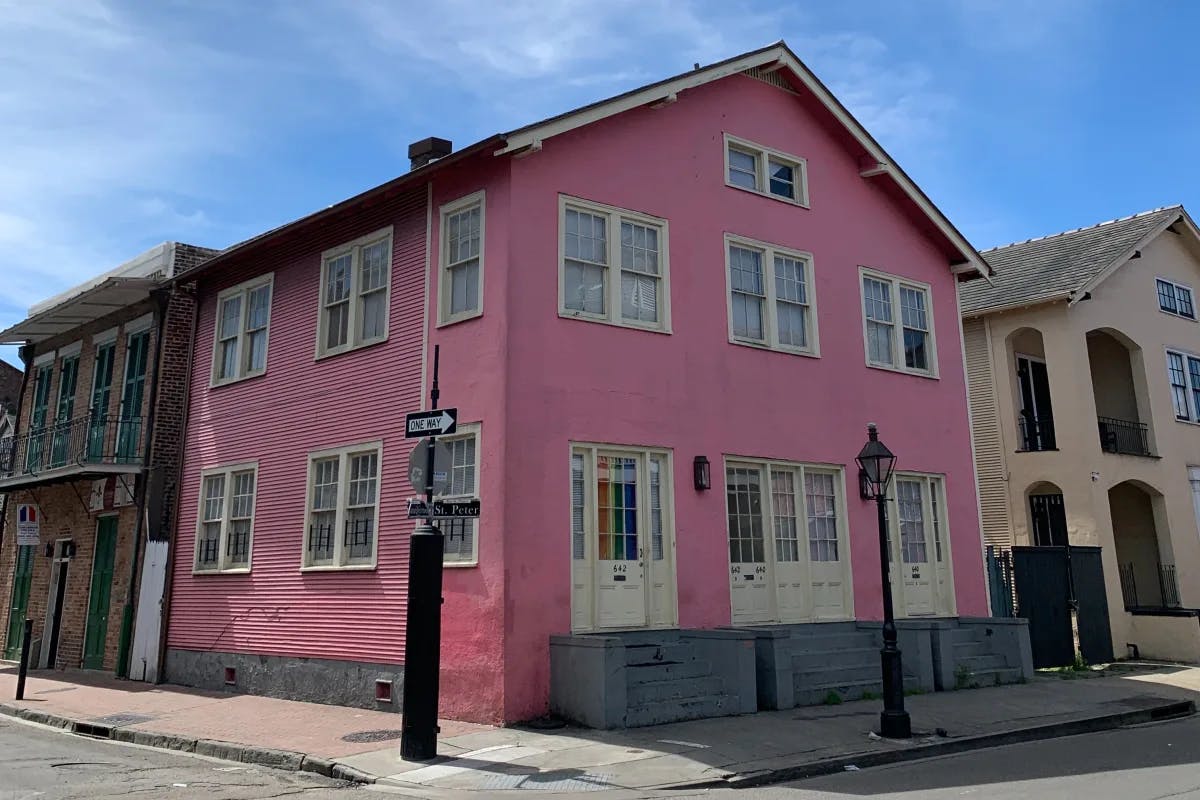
405,408,457,438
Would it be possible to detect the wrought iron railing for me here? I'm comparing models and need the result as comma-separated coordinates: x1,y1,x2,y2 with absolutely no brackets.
1017,413,1057,452
1119,561,1182,610
0,413,146,480
1098,416,1152,457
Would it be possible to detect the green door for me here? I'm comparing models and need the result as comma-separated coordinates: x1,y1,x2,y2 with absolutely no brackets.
83,518,118,670
4,545,35,660
116,331,149,462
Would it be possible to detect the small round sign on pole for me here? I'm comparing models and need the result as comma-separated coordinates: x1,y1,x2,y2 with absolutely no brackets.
409,438,452,495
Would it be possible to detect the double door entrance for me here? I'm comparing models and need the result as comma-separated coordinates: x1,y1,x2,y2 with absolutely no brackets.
570,445,677,632
725,460,853,624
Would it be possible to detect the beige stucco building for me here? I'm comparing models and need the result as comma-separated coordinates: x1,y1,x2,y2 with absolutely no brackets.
962,206,1200,663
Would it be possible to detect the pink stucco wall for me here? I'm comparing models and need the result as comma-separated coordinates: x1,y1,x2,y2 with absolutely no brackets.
494,74,986,720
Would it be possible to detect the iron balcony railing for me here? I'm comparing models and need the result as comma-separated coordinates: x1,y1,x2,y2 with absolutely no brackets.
1119,561,1182,610
1017,413,1057,452
0,413,146,480
1098,416,1152,457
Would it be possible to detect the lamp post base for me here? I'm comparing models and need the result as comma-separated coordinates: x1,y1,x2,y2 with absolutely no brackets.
879,709,912,739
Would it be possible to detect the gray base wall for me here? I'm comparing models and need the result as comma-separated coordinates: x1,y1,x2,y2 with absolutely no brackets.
165,648,403,713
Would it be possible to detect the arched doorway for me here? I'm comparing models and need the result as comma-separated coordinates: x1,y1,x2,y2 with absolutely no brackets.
1026,481,1067,547
1108,480,1178,609
1006,327,1055,451
1086,329,1153,456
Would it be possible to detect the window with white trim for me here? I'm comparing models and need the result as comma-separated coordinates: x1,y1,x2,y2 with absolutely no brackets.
304,442,381,568
861,269,936,376
559,196,670,331
725,235,818,354
724,134,809,206
439,427,479,565
1167,349,1200,422
318,228,392,357
440,193,484,324
212,275,273,384
725,460,846,566
1157,278,1195,320
195,463,257,572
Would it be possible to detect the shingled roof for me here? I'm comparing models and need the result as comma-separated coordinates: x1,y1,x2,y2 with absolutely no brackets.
960,206,1186,315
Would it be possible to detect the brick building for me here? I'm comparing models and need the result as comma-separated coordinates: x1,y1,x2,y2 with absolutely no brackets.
0,242,215,681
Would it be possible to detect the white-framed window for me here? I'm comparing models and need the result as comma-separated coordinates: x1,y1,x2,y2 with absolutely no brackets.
558,195,671,332
317,227,393,358
893,473,947,564
723,133,809,207
439,425,480,566
194,462,258,573
1157,278,1196,321
303,441,382,569
724,234,819,355
860,268,937,377
439,192,484,325
1166,349,1200,422
211,275,274,385
725,459,847,566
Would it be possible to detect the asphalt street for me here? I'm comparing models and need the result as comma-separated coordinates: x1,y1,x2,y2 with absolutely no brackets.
0,714,357,800
679,714,1200,799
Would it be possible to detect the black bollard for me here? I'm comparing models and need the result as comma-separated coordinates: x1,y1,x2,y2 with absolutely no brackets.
16,618,33,700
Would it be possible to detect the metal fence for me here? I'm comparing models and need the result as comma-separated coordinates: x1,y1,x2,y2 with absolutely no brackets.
1097,416,1152,457
0,414,145,479
986,546,1016,617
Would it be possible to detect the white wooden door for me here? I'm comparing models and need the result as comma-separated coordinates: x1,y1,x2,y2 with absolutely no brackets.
727,465,772,623
645,455,676,627
894,478,936,616
768,468,809,622
804,470,851,620
594,454,646,627
930,478,956,616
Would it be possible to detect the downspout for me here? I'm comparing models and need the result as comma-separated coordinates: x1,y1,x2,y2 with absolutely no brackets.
116,289,169,679
0,344,33,554
154,283,197,684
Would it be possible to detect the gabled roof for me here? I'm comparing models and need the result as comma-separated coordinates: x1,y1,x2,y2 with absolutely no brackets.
960,206,1193,316
180,41,987,282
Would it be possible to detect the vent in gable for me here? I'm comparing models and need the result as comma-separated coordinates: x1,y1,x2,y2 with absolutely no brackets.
742,66,798,95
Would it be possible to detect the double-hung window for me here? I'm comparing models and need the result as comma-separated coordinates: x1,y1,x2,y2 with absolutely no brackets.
860,268,936,376
212,275,273,384
559,195,670,331
439,426,480,566
439,192,484,324
1157,278,1196,320
304,442,382,568
1167,349,1200,422
725,235,818,354
194,463,257,573
724,134,809,206
318,227,393,357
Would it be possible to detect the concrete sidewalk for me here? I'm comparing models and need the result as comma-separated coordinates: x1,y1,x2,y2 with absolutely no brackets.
1,662,1198,795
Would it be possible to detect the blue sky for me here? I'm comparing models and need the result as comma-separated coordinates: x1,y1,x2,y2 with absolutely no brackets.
3,0,1200,366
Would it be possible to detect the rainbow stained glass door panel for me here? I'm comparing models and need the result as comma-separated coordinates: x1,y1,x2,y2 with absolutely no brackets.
594,455,646,628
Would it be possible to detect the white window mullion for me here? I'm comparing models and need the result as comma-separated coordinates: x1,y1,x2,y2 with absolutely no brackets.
334,452,349,566
764,259,780,349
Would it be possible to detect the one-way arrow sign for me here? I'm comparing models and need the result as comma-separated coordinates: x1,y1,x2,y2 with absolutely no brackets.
405,408,457,438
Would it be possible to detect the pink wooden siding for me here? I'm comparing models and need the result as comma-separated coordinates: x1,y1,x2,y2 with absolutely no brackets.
169,188,429,663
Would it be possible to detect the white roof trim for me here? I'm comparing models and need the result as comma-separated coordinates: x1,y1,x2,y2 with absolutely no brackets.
1068,209,1192,306
496,43,986,279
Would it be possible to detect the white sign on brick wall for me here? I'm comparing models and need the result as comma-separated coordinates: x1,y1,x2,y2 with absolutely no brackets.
90,479,106,511
16,504,39,546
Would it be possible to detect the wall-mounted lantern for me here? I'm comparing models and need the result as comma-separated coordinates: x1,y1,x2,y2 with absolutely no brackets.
693,455,711,491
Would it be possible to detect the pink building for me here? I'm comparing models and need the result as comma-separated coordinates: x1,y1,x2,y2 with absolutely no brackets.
164,43,1025,727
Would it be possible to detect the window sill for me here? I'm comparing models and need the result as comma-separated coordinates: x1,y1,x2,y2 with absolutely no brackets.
300,563,378,573
192,567,251,576
209,370,266,390
314,337,389,362
729,337,819,358
725,180,810,209
865,362,939,380
557,311,671,335
443,560,479,569
1159,308,1197,322
437,309,483,329
1014,448,1060,454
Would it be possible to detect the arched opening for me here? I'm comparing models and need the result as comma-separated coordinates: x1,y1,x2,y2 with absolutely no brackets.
1006,327,1055,451
1108,480,1179,609
1086,328,1153,456
1026,481,1067,547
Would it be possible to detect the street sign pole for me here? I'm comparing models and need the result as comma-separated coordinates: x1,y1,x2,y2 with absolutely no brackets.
400,344,446,762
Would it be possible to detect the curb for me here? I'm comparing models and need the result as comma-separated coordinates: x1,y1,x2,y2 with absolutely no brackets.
0,702,376,785
686,699,1196,789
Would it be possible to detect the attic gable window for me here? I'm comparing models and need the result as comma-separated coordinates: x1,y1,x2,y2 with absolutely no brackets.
724,133,808,207
1157,278,1195,321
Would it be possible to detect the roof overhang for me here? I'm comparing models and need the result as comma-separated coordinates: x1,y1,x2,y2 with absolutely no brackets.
0,277,159,344
961,291,1073,319
1069,209,1196,306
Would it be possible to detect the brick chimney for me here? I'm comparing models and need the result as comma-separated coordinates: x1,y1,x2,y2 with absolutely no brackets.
409,137,453,170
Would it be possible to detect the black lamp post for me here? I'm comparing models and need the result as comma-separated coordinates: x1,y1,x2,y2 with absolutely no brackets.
855,423,911,739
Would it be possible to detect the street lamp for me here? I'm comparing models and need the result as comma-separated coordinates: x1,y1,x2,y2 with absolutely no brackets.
855,423,912,739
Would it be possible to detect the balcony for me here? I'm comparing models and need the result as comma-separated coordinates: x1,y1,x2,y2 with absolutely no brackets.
0,414,145,489
1017,413,1057,452
1097,416,1153,457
